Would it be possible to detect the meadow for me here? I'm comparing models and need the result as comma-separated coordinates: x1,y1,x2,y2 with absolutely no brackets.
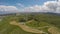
0,13,60,34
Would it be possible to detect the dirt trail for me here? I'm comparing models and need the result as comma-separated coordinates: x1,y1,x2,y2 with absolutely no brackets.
10,21,45,34
48,27,60,34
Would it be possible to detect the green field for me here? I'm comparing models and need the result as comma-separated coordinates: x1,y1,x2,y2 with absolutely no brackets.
0,16,37,34
0,14,60,34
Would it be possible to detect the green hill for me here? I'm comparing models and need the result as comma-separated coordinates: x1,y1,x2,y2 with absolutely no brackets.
0,13,60,34
0,16,37,34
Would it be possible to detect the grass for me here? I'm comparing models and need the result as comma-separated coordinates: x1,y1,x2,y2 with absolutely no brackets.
26,20,51,34
0,23,37,34
0,16,37,34
0,14,60,34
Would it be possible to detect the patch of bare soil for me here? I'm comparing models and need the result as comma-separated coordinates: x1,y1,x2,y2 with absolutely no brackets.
48,27,60,34
10,21,45,34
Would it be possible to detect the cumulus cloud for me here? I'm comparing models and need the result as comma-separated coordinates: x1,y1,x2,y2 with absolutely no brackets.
0,0,60,13
22,0,60,13
58,0,60,1
0,5,19,13
43,0,60,13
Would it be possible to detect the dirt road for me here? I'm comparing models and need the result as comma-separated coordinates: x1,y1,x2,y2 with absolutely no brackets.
10,21,45,34
48,27,60,34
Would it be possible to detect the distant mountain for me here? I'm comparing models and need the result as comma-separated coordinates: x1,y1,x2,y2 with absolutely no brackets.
0,11,60,16
45,12,60,16
0,11,17,16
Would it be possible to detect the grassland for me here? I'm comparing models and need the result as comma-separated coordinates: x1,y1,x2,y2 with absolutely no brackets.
0,14,60,34
0,16,37,34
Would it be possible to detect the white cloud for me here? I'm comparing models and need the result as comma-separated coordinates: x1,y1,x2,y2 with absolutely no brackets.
22,0,60,13
58,0,60,1
0,5,19,13
0,0,60,13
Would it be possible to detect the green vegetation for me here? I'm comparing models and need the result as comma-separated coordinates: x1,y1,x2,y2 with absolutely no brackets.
0,13,60,34
0,15,37,34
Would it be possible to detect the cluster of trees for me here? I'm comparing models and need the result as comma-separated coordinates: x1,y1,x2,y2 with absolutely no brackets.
16,14,60,28
1,14,60,34
3,14,60,28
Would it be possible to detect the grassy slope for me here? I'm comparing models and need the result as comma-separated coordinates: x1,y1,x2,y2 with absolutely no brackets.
25,14,60,34
0,14,60,34
0,16,37,34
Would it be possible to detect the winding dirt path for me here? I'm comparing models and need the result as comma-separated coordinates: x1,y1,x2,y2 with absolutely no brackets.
10,21,45,34
48,27,60,34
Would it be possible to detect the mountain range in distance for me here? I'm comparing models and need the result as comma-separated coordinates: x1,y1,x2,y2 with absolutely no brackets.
0,11,60,16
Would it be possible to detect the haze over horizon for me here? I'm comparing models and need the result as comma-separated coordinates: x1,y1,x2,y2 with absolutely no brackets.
0,0,60,14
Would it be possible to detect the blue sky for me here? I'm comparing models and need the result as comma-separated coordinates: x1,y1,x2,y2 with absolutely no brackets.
0,0,55,6
0,0,60,13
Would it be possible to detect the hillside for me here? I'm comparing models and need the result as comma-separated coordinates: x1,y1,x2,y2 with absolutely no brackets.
0,13,60,34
